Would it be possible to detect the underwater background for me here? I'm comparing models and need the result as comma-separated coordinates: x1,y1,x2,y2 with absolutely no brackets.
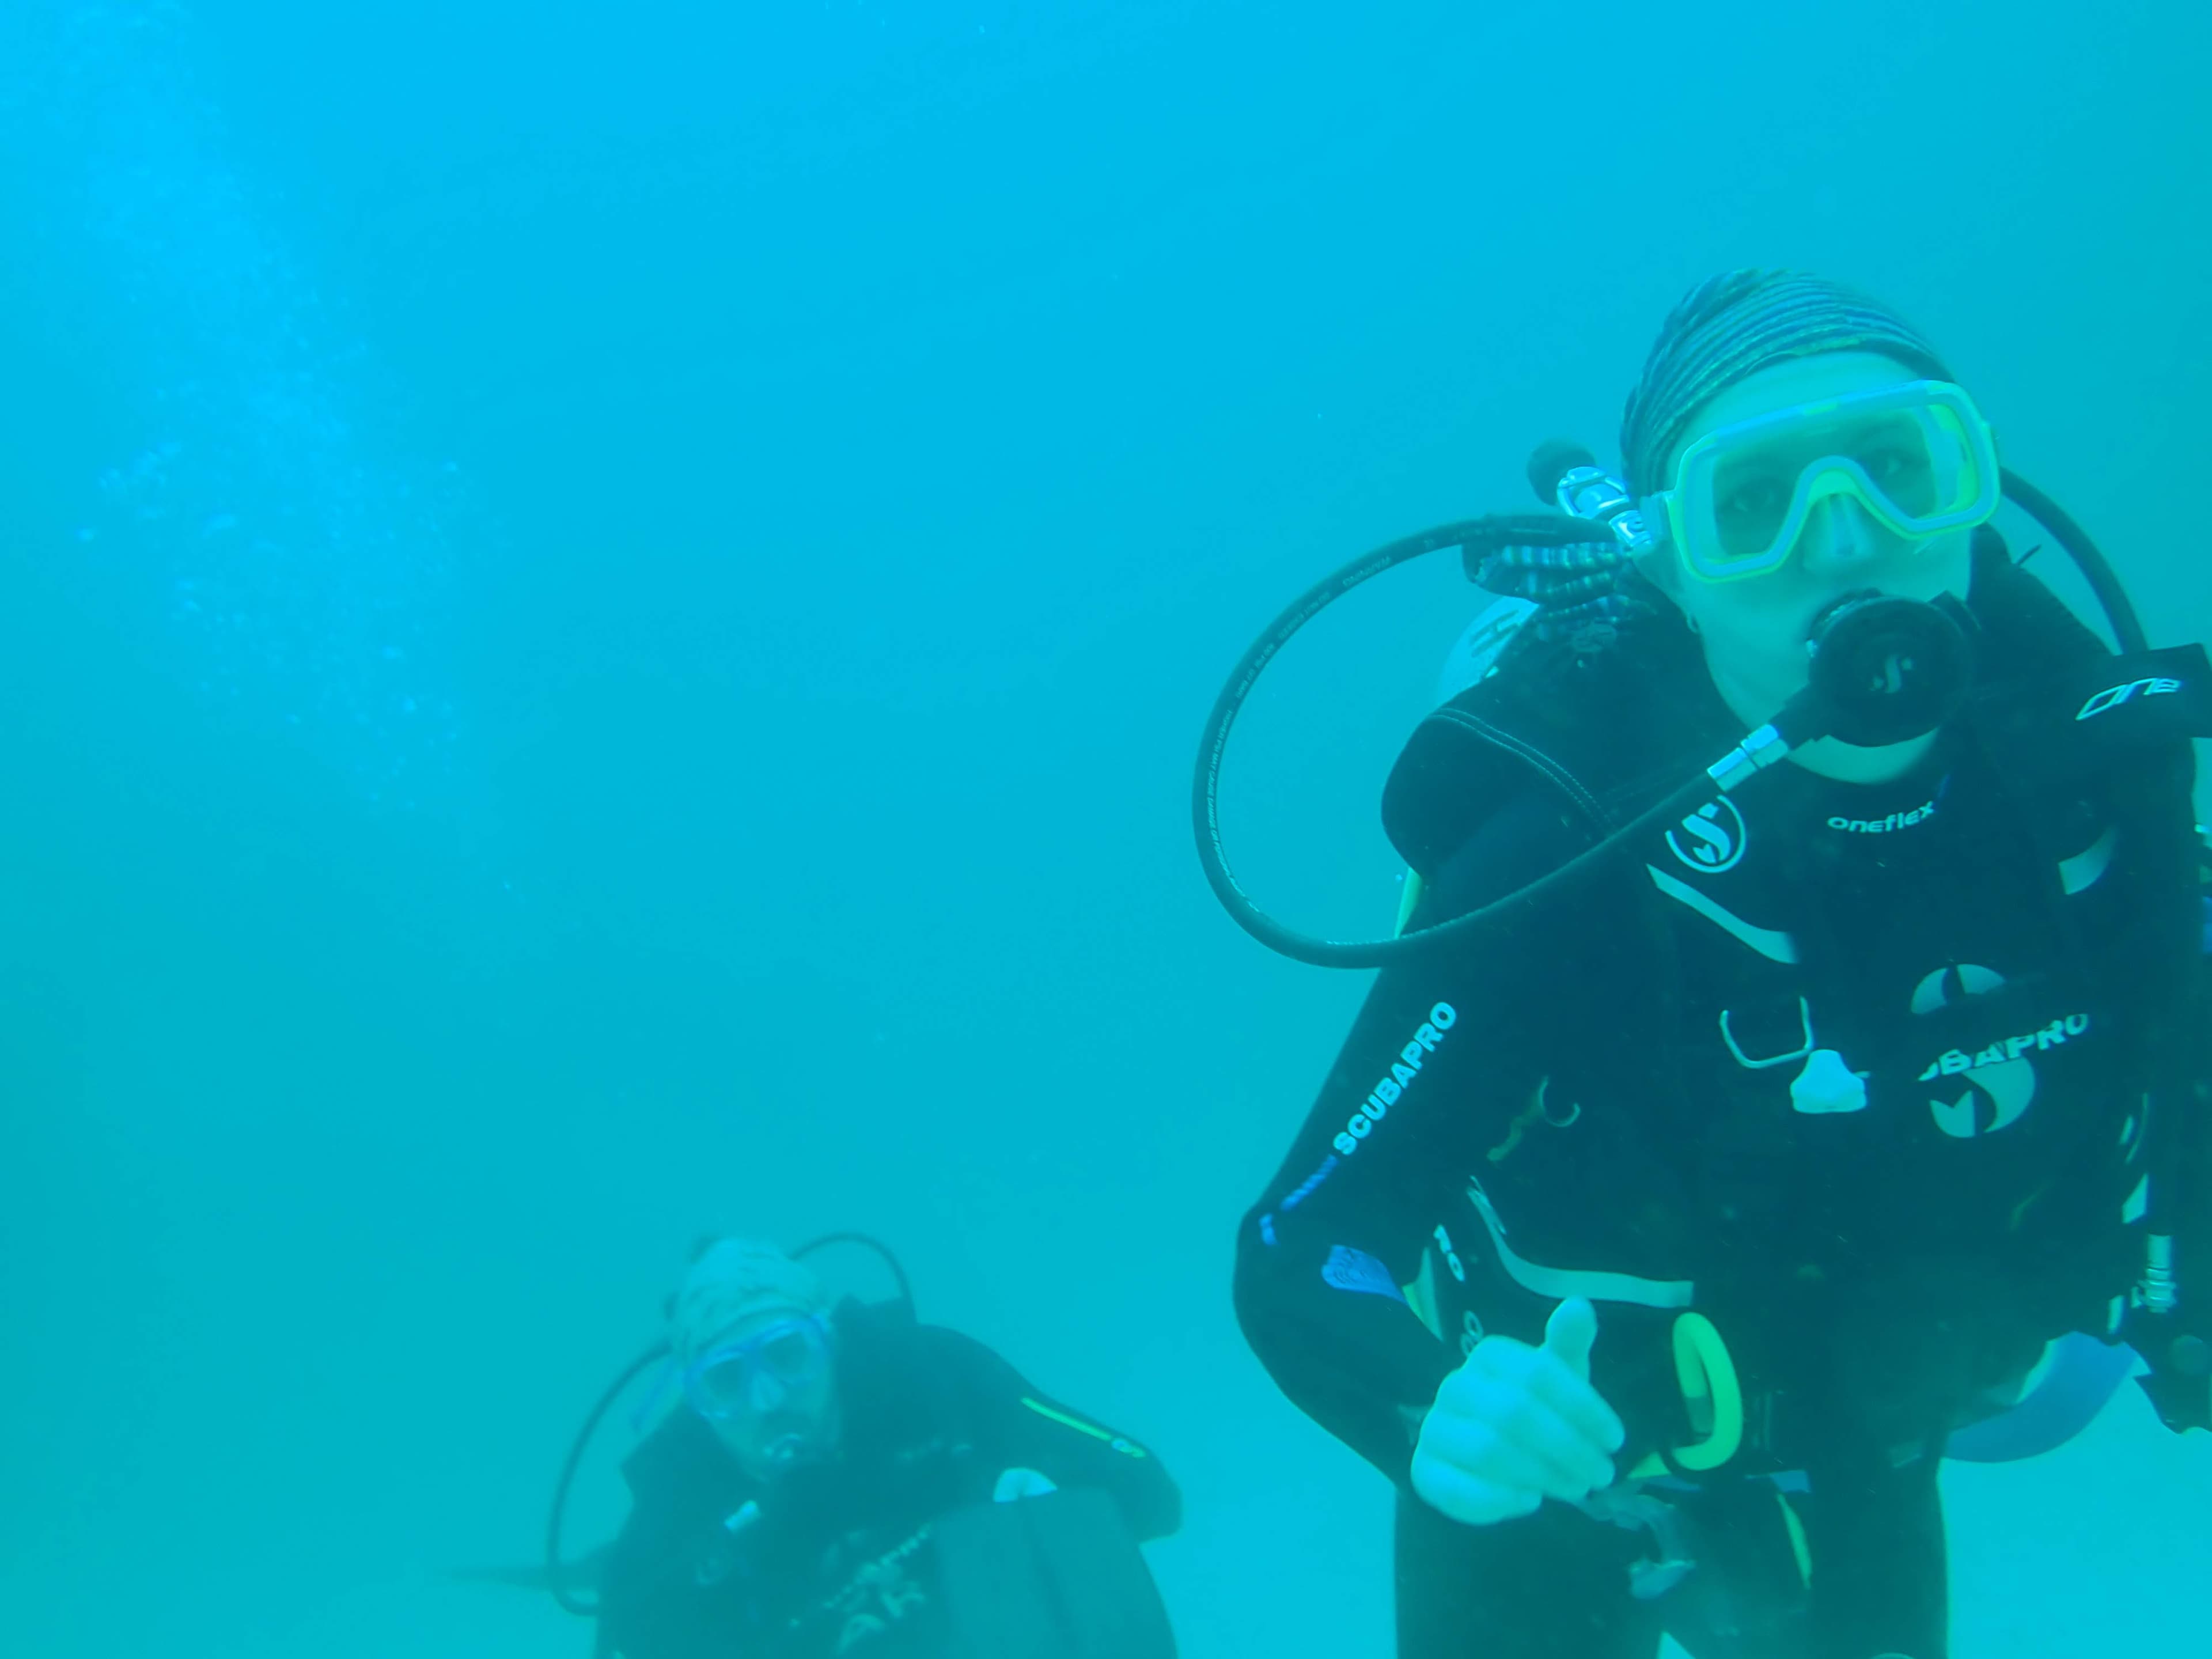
2,1,2207,1654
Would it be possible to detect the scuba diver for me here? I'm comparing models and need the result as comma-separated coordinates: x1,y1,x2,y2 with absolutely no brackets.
579,1236,1181,1658
1218,271,2211,1658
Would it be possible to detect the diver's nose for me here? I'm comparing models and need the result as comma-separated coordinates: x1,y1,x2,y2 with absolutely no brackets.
749,1368,790,1413
1796,495,1884,575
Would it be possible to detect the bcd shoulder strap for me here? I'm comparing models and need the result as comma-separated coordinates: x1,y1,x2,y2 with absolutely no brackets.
1381,608,1732,878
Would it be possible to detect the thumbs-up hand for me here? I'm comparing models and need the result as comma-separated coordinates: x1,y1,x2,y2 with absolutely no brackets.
1411,1297,1626,1527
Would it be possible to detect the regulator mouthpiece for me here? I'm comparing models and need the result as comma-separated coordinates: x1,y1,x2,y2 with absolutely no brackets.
760,1431,816,1468
1801,591,1977,748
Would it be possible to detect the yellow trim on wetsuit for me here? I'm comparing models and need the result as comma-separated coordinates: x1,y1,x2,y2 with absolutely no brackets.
1775,1488,1813,1586
1395,869,1425,937
1400,1248,1446,1342
1018,1396,1149,1457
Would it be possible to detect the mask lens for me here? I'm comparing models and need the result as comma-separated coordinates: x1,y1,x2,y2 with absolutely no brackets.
1843,410,1940,514
756,1325,826,1383
690,1353,755,1416
686,1319,828,1418
1707,445,1801,562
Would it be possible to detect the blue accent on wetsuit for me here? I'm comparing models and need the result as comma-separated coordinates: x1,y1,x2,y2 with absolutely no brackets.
1943,1334,2142,1464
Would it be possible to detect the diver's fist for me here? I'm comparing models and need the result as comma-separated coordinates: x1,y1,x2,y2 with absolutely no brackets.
1410,1298,1625,1526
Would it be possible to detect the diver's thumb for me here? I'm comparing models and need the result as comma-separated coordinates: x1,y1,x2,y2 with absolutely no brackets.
1542,1297,1599,1382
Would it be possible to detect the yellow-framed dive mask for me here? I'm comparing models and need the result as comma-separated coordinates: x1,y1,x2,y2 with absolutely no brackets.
1641,378,2001,583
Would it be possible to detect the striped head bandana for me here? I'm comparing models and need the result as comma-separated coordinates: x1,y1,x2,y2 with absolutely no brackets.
1619,269,1953,499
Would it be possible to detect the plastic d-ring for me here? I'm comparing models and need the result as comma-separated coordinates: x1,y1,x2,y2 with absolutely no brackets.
1668,1313,1743,1472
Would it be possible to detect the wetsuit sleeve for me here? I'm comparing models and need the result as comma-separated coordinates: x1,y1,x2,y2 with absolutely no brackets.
933,1329,1183,1541
1232,790,1599,1483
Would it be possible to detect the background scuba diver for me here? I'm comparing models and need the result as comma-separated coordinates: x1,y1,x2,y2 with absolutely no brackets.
591,1238,1181,1658
1231,271,2211,1659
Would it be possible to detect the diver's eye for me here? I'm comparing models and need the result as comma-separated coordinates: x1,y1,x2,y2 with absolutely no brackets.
759,1330,821,1380
1863,446,1917,483
1860,443,1938,514
1718,475,1789,521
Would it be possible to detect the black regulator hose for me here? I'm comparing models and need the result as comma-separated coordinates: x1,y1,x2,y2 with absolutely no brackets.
547,1336,672,1616
1192,471,2139,971
791,1230,915,1315
1190,513,1671,969
2000,468,2147,654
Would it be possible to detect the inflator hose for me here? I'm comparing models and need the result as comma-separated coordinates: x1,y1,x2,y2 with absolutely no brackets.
1191,514,1642,969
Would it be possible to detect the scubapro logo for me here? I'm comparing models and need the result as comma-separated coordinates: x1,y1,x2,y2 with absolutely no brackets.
1918,1012,2089,1138
1666,797,1747,874
1333,1003,1457,1156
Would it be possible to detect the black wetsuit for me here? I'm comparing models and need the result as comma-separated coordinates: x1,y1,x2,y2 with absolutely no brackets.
594,1299,1180,1659
1235,557,2206,1659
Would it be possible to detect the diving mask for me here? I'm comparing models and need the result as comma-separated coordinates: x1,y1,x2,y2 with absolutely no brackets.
683,1315,832,1421
1642,379,2000,583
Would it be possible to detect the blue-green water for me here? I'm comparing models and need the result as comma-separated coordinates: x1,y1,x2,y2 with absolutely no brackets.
2,3,2206,1654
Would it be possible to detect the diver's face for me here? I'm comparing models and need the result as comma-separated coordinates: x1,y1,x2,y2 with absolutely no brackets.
1650,351,1974,727
694,1309,841,1480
